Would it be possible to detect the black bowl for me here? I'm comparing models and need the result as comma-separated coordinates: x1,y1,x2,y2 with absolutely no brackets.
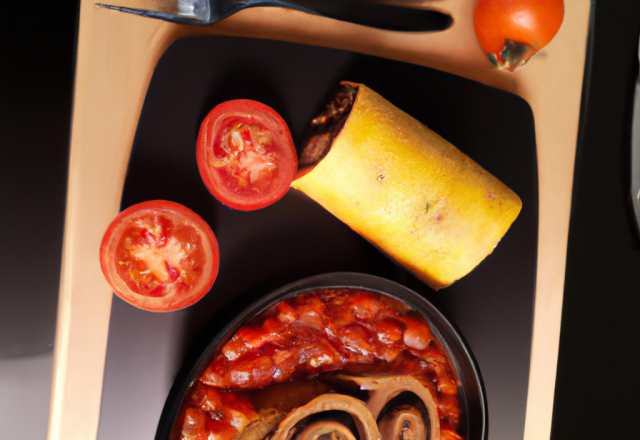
155,272,487,440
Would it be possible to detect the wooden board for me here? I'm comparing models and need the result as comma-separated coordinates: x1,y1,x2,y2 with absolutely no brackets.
48,1,591,439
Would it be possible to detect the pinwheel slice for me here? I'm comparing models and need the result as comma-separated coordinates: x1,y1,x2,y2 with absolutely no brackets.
294,421,357,440
270,394,380,440
335,375,440,440
378,405,426,440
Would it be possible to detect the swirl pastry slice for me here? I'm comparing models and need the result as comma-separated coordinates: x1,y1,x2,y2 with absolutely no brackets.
237,413,287,440
335,375,440,440
294,421,357,440
378,405,426,440
270,394,381,440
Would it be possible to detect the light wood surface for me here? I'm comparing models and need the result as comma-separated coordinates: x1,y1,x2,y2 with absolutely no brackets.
48,1,591,439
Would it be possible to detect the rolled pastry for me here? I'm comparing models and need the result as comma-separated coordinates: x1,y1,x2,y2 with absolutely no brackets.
293,84,522,290
295,421,357,440
378,405,427,440
270,394,380,440
334,375,440,440
236,413,286,440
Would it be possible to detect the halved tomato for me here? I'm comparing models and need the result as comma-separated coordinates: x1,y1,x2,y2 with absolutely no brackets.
196,100,298,211
99,200,219,312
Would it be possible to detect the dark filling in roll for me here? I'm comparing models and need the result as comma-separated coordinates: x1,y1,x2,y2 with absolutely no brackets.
299,85,358,167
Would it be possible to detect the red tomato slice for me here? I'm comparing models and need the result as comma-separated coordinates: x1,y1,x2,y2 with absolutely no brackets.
99,200,219,312
196,100,298,211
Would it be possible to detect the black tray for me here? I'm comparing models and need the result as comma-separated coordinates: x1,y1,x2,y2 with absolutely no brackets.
96,35,538,440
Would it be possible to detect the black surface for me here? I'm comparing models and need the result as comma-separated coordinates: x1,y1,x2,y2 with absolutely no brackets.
155,273,487,440
551,1,640,439
0,2,76,356
107,35,538,440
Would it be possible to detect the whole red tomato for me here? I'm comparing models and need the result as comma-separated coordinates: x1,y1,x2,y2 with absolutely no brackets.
473,0,564,72
99,200,219,312
196,100,298,211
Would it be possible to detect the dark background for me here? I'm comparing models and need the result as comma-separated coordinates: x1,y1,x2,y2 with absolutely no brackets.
0,0,638,439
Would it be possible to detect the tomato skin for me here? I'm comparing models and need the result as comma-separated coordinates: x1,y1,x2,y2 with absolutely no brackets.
196,100,298,211
99,200,219,312
473,0,564,71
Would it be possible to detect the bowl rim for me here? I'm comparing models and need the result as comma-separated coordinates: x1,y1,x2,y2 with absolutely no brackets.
155,272,487,440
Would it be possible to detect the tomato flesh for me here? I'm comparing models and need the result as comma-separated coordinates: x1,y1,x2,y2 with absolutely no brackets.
100,200,219,312
213,121,278,192
115,211,205,297
197,100,297,211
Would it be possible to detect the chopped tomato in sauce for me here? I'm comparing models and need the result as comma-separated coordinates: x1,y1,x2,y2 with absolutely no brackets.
177,289,463,440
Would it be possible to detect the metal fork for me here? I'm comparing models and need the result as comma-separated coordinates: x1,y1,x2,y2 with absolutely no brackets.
96,0,451,32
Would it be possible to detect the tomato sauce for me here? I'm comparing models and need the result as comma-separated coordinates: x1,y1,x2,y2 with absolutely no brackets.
176,289,463,440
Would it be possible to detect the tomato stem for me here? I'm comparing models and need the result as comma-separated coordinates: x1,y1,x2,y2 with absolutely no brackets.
491,40,535,72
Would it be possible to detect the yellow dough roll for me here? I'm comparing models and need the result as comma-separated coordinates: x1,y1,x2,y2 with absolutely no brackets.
292,83,522,290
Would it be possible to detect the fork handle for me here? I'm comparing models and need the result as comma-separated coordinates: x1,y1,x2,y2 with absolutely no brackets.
219,0,451,32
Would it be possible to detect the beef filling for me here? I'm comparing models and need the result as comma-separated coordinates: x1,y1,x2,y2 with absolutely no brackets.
299,85,357,167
